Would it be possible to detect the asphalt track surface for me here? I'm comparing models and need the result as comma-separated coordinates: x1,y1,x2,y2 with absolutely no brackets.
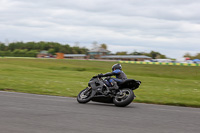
0,91,200,133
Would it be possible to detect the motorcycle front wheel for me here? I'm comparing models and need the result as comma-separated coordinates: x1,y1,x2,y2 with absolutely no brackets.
77,87,92,104
113,89,134,107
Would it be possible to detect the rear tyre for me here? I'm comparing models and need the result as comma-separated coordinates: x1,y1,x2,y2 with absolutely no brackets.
113,89,134,107
77,88,92,104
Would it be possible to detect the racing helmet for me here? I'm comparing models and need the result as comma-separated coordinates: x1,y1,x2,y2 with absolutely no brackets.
112,63,122,71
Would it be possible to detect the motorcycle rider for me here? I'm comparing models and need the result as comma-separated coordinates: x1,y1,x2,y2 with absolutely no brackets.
98,63,127,92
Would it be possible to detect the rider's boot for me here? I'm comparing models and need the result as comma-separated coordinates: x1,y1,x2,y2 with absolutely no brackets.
108,81,119,92
109,81,124,96
105,81,119,96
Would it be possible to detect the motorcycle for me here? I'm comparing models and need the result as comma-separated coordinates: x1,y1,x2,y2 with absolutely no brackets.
77,75,141,107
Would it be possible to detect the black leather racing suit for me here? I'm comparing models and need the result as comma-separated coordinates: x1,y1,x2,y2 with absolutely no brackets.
102,69,127,85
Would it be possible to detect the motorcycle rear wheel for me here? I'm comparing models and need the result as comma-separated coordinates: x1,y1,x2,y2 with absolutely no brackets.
113,89,134,107
77,88,92,104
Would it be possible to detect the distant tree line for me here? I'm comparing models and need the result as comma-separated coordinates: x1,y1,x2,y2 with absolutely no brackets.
94,43,167,59
0,41,88,57
0,41,170,59
183,52,200,59
116,50,167,59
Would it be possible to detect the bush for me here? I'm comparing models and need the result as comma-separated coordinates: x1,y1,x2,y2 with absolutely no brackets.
0,49,38,57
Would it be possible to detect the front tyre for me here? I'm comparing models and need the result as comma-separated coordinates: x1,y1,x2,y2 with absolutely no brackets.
113,89,134,107
77,88,92,104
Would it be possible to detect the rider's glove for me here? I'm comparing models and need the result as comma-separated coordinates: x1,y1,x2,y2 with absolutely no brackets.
93,75,97,78
98,73,104,77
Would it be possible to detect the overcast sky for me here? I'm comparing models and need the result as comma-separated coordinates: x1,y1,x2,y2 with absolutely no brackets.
0,0,200,58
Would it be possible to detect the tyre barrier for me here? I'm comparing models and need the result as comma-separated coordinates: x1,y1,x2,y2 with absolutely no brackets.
119,61,200,67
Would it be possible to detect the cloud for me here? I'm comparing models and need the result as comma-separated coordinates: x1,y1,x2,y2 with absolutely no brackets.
0,0,200,58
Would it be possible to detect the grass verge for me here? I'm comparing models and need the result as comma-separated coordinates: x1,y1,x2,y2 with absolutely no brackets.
0,58,200,107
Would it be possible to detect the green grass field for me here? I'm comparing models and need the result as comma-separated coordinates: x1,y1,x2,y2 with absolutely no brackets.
0,58,200,107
